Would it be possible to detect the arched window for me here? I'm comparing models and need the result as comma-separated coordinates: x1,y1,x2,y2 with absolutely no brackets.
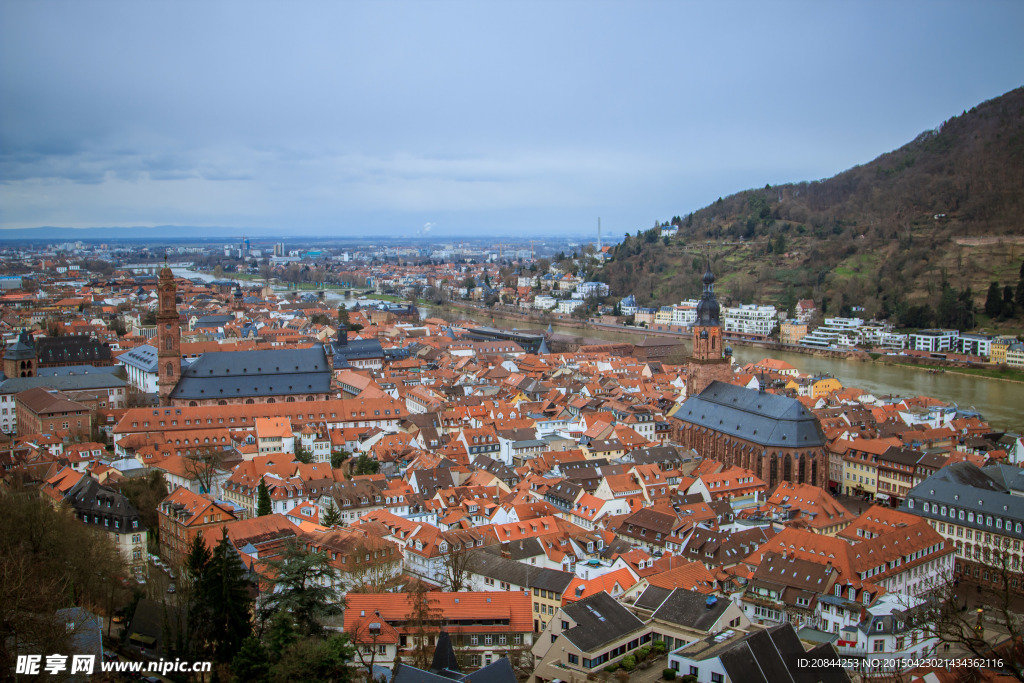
165,362,173,377
166,336,173,350
245,398,255,405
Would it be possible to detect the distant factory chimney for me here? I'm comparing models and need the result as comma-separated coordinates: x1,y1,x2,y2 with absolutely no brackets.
597,217,602,253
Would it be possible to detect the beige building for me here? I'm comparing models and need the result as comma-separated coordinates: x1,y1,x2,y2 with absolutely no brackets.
532,592,651,683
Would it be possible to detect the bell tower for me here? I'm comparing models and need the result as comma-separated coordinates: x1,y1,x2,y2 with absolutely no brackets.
156,261,181,405
686,255,733,396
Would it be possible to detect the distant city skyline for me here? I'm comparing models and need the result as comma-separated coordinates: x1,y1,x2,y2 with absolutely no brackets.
2,1,1022,238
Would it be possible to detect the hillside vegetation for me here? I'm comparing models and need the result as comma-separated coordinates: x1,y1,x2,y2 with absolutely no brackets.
599,87,1024,330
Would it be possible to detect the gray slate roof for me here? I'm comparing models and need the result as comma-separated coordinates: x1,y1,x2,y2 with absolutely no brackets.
0,372,127,395
118,344,159,372
632,585,672,613
674,381,825,449
169,347,330,400
467,552,573,593
650,588,732,631
901,461,1024,541
560,591,646,653
716,623,850,683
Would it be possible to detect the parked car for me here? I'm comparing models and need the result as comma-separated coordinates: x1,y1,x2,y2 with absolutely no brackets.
167,584,176,594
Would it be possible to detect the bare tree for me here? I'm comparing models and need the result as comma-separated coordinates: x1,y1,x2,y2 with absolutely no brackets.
404,582,441,670
183,445,229,495
351,611,389,682
439,530,481,593
345,539,403,594
914,550,1024,682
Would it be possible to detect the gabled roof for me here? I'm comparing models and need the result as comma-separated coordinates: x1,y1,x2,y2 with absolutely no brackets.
559,591,646,653
675,381,825,449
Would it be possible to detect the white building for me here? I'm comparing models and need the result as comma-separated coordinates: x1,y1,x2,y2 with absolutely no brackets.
672,300,699,327
117,344,159,394
908,329,959,353
576,281,610,298
800,317,866,349
557,299,584,314
533,295,557,310
723,304,778,337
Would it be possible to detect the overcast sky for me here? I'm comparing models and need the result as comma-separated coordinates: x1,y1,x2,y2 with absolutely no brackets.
1,1,1022,239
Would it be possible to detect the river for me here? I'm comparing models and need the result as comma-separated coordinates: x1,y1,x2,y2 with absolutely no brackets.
435,307,1024,433
171,267,1022,432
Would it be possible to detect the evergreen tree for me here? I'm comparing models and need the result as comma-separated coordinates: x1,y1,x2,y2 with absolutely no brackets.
1001,285,1016,319
264,610,298,658
207,530,254,662
257,479,272,517
262,538,341,637
1016,277,1024,310
337,304,351,330
985,281,1003,318
321,500,341,528
184,530,212,583
956,287,976,330
937,280,957,328
230,635,270,683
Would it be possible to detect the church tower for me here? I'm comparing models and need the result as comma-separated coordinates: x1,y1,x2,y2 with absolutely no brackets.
156,262,181,405
686,258,733,396
4,329,37,378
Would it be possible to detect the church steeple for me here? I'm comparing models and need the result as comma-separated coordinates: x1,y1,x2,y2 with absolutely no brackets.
686,253,732,397
695,255,721,327
156,259,181,406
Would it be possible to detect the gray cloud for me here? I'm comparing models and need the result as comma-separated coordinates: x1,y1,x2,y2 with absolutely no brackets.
1,0,1022,233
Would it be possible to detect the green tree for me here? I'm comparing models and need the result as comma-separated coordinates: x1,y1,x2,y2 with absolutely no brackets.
1001,284,1016,319
294,444,313,464
270,633,355,683
262,538,341,637
321,500,342,528
257,480,272,517
462,275,476,297
1016,277,1024,310
353,453,380,476
264,610,298,659
231,635,270,683
337,304,351,330
330,449,350,470
985,281,1002,318
194,529,254,663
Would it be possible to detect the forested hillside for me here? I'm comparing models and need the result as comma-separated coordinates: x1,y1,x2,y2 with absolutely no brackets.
599,87,1024,329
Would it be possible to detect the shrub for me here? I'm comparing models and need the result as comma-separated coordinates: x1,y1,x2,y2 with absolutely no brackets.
638,646,651,660
652,640,667,654
604,665,619,673
621,656,637,671
663,668,676,680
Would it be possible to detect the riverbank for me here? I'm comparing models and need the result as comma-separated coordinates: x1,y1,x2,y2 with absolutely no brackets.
438,301,1008,372
880,360,1024,385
